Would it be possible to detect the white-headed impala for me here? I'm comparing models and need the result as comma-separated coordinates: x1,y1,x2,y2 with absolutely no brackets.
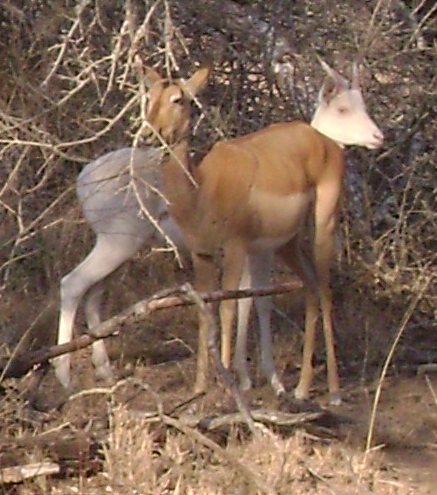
54,66,209,391
166,60,383,405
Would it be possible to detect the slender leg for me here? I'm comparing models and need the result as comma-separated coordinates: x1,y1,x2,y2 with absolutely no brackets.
219,240,247,369
84,281,114,383
55,275,83,390
276,237,320,401
192,252,218,394
313,188,341,405
294,288,319,400
234,257,253,391
313,233,340,405
249,250,285,396
54,234,144,389
319,276,340,405
277,194,340,406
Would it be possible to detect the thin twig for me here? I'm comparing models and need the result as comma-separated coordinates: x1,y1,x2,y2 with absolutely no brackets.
365,275,433,452
41,0,92,87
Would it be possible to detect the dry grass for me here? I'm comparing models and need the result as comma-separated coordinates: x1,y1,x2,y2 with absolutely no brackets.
104,406,164,494
97,404,417,495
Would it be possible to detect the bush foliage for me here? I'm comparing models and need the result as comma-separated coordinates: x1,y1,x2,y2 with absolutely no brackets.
0,0,436,318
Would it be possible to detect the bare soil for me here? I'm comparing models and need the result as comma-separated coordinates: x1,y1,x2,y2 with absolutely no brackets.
1,257,435,494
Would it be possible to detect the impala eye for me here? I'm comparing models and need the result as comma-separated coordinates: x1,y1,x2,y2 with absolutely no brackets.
169,90,183,103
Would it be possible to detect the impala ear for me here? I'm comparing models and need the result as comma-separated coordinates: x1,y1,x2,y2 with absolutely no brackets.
317,57,349,104
179,67,210,99
318,58,349,88
133,53,165,88
144,66,165,89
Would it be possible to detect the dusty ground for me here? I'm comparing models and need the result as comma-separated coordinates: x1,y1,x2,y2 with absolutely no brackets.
1,256,435,494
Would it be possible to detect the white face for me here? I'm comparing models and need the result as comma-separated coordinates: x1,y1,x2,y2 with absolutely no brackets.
311,79,384,150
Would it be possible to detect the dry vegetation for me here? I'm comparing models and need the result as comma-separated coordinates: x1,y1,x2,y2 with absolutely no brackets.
0,0,436,493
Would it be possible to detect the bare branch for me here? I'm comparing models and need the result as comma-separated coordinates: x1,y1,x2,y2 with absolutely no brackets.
0,281,302,380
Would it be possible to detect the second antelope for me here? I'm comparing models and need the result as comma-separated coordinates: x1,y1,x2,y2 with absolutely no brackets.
54,66,209,391
167,59,383,405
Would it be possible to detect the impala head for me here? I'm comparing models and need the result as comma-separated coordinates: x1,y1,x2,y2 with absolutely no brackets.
142,66,209,146
311,60,384,149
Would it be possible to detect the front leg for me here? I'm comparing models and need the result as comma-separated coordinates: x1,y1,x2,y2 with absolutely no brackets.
220,239,247,369
192,252,218,394
310,180,341,405
234,256,253,391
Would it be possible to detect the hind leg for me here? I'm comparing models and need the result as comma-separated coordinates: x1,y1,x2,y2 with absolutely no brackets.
54,234,144,389
249,251,286,396
84,281,114,383
276,237,319,401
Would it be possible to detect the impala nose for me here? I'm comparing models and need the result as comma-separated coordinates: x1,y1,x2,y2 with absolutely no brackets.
369,128,384,149
375,129,384,145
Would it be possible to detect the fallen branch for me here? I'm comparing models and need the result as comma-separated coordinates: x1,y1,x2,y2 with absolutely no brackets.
0,281,301,380
127,407,325,430
417,363,437,375
0,462,60,484
162,413,276,495
0,428,100,478
63,378,328,431
198,409,324,431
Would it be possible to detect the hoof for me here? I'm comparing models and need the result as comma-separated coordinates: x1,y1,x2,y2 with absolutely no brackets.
293,385,309,402
193,378,207,395
95,363,115,385
238,375,252,393
329,391,342,406
271,375,286,397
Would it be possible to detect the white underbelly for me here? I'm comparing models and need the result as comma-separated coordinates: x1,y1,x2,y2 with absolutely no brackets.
248,188,313,241
250,234,294,251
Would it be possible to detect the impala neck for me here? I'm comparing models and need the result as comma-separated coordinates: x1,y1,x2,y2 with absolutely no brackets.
309,114,345,149
162,139,198,232
164,139,190,168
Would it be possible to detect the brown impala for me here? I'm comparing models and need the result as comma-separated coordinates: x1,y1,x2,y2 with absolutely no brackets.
165,60,383,405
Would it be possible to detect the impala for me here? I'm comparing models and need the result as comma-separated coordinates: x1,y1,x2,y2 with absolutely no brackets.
166,60,383,405
54,66,209,390
55,61,383,406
